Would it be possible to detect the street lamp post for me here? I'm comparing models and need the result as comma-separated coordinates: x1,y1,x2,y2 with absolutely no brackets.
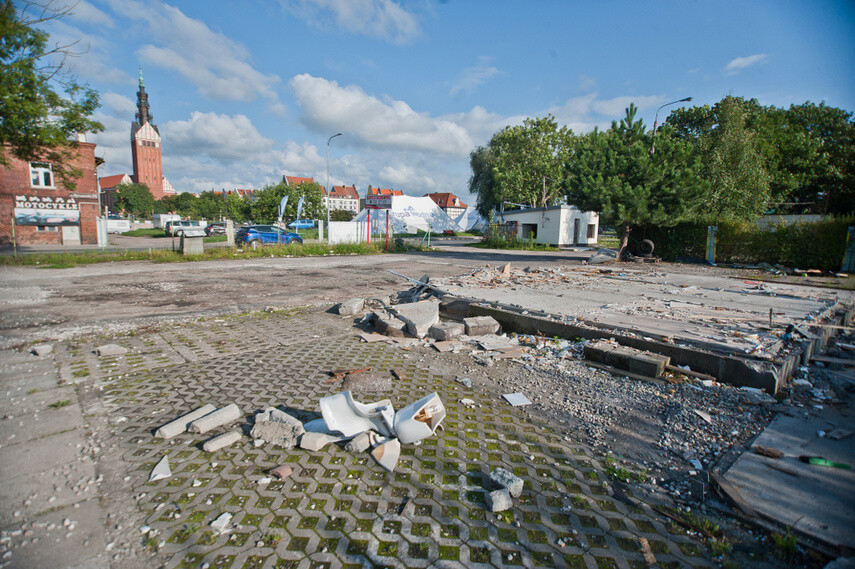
326,132,343,237
650,97,692,155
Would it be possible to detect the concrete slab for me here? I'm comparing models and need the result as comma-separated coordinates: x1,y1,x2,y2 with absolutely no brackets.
724,413,855,549
0,498,108,569
392,299,440,338
0,428,85,480
584,340,670,378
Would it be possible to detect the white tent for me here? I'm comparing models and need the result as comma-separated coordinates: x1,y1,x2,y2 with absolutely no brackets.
354,195,459,234
453,206,486,232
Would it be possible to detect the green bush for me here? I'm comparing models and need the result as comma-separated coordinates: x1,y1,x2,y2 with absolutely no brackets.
640,216,854,271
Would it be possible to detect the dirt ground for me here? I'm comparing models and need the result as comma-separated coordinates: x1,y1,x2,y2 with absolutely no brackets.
1,243,853,568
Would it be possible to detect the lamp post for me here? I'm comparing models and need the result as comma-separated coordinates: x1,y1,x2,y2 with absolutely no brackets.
650,97,692,155
326,132,343,236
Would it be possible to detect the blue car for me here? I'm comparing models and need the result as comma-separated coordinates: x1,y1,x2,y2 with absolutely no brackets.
235,225,304,249
287,218,316,229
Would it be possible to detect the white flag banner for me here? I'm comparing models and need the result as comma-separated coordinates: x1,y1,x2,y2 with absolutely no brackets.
277,195,289,223
296,196,305,220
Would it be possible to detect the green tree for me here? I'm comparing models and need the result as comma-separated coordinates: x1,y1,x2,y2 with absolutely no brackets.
0,1,102,188
114,183,155,218
249,181,325,223
489,115,573,209
698,96,770,220
566,104,708,255
468,145,499,217
330,209,355,221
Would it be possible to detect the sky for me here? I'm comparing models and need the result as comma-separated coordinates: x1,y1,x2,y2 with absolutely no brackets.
35,0,855,203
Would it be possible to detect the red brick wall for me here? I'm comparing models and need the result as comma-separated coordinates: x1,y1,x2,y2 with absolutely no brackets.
0,143,99,246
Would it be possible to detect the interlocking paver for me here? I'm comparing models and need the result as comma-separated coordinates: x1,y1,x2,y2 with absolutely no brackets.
54,307,713,569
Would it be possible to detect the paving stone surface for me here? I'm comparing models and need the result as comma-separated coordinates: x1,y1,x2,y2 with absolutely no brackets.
50,307,712,569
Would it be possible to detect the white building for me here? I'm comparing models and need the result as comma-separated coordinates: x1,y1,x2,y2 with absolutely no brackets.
495,205,599,246
325,185,360,213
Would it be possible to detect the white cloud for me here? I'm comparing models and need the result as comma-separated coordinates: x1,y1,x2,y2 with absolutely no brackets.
578,75,597,93
101,92,136,116
104,0,281,103
89,113,132,174
591,95,666,117
290,74,475,156
282,0,421,44
450,57,501,96
163,112,275,162
548,93,666,132
67,1,115,27
725,54,768,75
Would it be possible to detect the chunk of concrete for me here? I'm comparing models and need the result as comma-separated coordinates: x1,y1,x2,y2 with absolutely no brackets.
300,431,342,451
393,299,440,338
374,313,407,337
31,344,53,357
429,321,465,341
345,431,371,453
156,404,218,439
486,488,513,512
464,316,501,336
188,403,241,434
95,343,128,356
270,464,293,480
337,298,365,316
371,438,401,472
210,512,232,533
149,455,171,482
489,467,524,498
583,340,670,378
250,407,305,448
203,430,242,452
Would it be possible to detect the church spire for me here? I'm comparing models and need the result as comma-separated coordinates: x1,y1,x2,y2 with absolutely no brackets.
135,67,153,126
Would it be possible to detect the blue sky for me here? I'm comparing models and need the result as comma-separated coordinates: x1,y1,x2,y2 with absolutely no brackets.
38,0,855,202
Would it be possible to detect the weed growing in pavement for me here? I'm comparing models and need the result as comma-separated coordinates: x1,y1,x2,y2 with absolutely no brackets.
771,528,797,559
604,457,650,483
260,532,284,548
49,399,71,408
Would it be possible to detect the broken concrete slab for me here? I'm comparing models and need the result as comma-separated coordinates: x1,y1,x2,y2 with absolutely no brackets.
95,343,127,357
156,404,218,439
429,321,465,341
374,313,407,337
393,298,440,338
358,332,388,343
584,340,670,378
432,340,461,353
203,430,242,452
149,455,171,482
299,431,343,451
502,393,532,407
345,431,372,453
473,335,513,351
210,512,232,534
337,297,365,316
371,438,401,472
489,467,524,498
487,488,513,512
250,407,305,448
187,403,241,434
30,344,53,357
464,316,501,336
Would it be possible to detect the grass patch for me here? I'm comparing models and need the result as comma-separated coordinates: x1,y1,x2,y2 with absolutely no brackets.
1,240,423,268
122,228,169,237
604,457,649,483
472,234,559,251
49,399,71,408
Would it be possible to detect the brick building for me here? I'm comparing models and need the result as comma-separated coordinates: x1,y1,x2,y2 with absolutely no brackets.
424,192,468,219
130,70,175,199
326,184,360,213
0,142,101,246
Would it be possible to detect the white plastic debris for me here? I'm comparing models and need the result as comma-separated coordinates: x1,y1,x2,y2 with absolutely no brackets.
148,455,172,482
210,512,232,533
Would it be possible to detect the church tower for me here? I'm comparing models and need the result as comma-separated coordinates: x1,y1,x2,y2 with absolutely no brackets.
131,70,173,198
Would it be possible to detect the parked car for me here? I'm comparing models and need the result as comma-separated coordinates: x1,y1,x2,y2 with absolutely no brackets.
205,222,226,236
235,225,303,249
164,220,206,236
287,218,316,229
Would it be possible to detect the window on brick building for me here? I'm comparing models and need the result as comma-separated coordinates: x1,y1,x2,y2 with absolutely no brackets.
30,162,54,188
36,225,59,232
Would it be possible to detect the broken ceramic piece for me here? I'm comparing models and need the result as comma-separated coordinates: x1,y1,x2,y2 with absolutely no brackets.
371,438,401,472
319,391,395,437
394,392,446,444
149,455,172,482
